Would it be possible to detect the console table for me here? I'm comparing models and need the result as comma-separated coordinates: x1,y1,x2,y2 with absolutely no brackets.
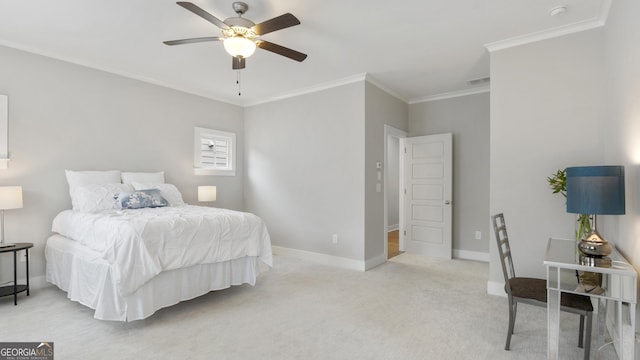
0,242,33,305
544,237,637,359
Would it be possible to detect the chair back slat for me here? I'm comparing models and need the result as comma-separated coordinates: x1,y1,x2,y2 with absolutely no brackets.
492,213,516,285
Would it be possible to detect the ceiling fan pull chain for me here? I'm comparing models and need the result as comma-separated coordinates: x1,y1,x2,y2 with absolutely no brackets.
237,70,242,96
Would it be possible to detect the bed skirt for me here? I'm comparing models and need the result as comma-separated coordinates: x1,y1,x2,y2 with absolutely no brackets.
45,234,262,321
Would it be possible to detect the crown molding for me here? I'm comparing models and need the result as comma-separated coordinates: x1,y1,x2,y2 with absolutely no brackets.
485,0,612,52
0,41,241,106
409,86,490,104
244,73,368,107
363,74,408,103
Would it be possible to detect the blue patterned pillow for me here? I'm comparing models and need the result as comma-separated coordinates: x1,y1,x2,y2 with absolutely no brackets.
114,189,169,209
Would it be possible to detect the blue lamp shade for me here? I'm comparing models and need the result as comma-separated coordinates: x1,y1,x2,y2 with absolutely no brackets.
566,166,625,215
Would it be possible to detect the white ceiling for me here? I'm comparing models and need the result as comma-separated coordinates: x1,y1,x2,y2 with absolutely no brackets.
0,0,610,106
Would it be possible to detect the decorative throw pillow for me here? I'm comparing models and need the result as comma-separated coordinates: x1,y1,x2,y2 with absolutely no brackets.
114,189,169,209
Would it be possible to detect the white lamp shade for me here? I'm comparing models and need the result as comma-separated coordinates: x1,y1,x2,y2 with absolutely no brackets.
0,186,22,210
198,186,217,202
223,36,256,58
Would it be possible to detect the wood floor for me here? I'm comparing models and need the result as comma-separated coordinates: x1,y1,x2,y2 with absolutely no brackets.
387,230,402,259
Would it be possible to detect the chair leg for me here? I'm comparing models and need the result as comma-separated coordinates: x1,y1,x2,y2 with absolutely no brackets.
583,312,592,360
578,315,585,348
505,300,516,350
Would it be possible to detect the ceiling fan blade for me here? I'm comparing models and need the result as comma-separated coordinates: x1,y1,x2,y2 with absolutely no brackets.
232,56,246,70
163,37,223,46
252,13,300,35
256,40,307,62
176,2,229,30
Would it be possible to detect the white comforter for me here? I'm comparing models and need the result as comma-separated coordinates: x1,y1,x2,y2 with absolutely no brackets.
51,205,272,297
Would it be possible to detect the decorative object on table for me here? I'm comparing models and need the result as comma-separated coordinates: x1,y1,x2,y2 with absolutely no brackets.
0,186,23,248
547,169,591,239
566,166,625,264
197,186,217,205
547,169,602,293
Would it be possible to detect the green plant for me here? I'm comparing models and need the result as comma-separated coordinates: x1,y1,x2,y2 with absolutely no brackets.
547,169,591,239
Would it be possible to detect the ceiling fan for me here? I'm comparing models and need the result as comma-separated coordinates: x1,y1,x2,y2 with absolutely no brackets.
164,1,307,70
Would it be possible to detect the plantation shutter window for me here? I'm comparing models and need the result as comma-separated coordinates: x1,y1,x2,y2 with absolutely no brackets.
194,127,236,176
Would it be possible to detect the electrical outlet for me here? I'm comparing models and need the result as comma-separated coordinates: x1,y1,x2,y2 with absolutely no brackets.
332,234,338,244
475,231,482,240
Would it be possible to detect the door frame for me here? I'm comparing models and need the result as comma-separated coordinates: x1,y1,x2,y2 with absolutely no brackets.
383,125,408,260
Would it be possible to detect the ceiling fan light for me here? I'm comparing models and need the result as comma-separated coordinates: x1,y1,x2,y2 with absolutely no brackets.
223,36,256,58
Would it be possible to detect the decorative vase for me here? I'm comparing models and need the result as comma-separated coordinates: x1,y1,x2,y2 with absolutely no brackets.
575,214,603,293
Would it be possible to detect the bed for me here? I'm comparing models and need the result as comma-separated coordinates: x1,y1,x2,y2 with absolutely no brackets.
45,170,272,321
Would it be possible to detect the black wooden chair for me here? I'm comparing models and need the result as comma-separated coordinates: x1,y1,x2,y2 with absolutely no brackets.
491,213,593,360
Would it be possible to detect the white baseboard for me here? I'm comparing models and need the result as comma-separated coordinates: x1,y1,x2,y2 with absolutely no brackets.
272,246,366,272
487,280,506,297
30,275,48,289
365,253,387,270
454,249,490,262
387,224,399,232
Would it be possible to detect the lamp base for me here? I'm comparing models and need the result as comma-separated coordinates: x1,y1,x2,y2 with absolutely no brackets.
577,230,612,257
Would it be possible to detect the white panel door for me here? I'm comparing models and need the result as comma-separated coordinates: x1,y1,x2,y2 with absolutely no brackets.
402,133,452,259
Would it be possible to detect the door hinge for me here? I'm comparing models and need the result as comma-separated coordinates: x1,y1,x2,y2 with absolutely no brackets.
404,147,407,154
403,230,407,236
404,188,407,195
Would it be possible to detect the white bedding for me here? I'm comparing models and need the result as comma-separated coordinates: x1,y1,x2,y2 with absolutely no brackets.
51,205,272,297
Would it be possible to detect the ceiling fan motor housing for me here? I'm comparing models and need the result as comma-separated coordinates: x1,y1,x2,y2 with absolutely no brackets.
232,2,249,16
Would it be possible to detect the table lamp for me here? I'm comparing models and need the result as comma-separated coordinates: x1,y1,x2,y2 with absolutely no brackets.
566,166,625,258
197,186,217,205
0,186,23,248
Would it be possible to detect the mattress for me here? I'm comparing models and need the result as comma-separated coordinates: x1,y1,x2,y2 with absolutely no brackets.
46,234,265,321
51,205,273,297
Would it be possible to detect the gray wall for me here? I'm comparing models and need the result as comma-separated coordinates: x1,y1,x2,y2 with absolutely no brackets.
364,82,408,264
0,45,244,284
409,92,490,258
244,82,366,261
602,0,640,267
243,80,408,267
602,0,640,326
488,29,605,286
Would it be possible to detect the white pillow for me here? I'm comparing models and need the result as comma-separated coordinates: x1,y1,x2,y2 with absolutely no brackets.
72,183,134,213
65,170,122,199
121,172,165,185
131,182,185,207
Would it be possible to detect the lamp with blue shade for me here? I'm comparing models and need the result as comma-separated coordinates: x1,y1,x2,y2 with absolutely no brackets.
566,165,625,259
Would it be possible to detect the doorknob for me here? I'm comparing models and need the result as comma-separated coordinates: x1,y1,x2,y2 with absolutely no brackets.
444,200,451,205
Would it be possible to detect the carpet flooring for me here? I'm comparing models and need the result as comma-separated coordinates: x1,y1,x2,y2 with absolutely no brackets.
0,252,614,359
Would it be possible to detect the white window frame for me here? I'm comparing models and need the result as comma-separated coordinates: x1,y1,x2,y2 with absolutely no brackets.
194,127,236,176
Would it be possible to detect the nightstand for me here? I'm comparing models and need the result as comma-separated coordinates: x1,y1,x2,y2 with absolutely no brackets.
0,242,33,305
